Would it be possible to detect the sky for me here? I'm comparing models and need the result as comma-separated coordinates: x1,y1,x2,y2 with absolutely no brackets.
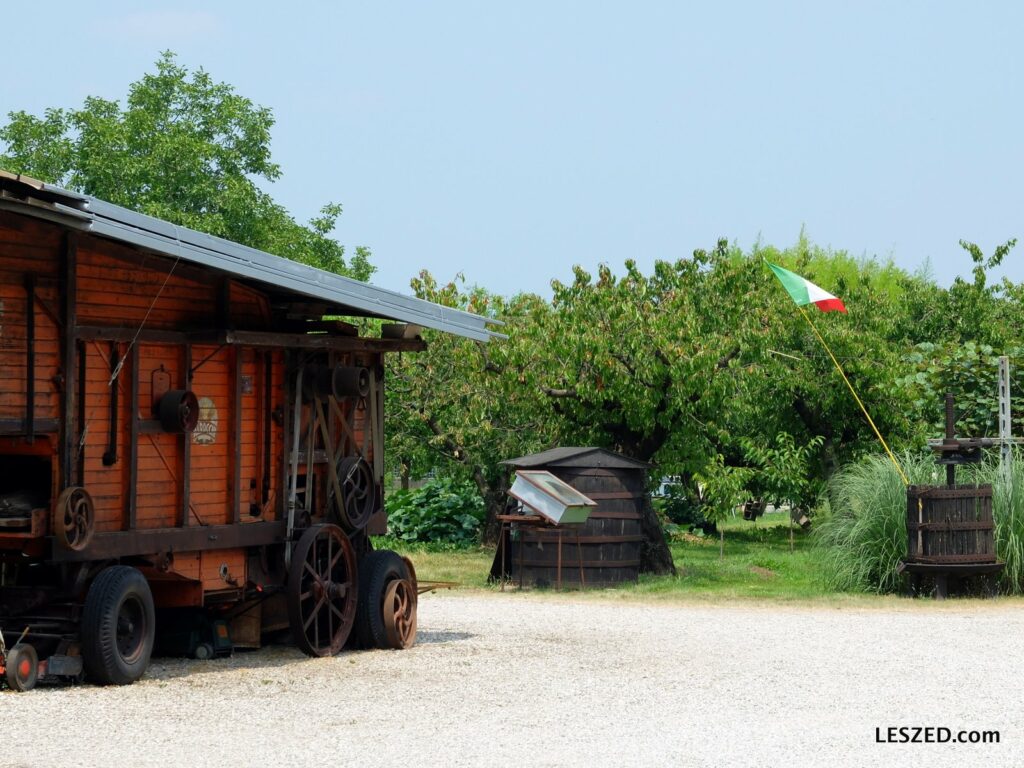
3,1,1022,297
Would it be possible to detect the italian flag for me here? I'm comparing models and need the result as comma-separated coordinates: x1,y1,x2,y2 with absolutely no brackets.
766,262,847,313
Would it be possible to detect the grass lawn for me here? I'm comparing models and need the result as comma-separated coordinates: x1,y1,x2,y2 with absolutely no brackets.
376,511,1024,607
376,511,841,603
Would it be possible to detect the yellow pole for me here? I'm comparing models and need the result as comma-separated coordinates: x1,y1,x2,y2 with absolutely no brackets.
796,305,909,487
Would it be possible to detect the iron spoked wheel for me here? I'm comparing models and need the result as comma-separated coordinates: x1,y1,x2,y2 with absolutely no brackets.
382,579,417,650
55,487,95,551
4,643,39,692
288,524,358,656
331,457,376,531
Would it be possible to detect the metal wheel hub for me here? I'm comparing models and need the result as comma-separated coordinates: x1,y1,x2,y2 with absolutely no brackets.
382,578,417,650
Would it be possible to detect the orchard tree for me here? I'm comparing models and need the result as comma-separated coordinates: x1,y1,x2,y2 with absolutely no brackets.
385,272,554,539
0,51,372,279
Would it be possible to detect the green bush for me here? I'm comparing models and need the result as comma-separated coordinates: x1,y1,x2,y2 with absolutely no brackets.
385,476,485,544
659,482,717,535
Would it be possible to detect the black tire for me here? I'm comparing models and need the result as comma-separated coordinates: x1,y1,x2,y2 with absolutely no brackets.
5,643,38,691
355,550,410,649
81,566,156,686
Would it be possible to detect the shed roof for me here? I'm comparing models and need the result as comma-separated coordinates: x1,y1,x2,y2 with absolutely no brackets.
0,170,502,342
500,447,651,470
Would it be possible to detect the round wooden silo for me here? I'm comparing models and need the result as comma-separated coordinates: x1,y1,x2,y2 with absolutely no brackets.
500,448,650,588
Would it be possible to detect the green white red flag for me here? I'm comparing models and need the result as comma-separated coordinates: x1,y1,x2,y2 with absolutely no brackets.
766,262,847,313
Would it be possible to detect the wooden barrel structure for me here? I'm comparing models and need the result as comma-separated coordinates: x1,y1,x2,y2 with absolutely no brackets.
496,448,650,587
906,484,997,564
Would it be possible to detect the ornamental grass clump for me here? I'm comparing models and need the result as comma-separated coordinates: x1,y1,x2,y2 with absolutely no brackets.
992,449,1024,592
817,450,1024,594
815,453,936,593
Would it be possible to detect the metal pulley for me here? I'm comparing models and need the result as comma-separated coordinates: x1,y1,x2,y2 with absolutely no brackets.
312,365,370,400
157,390,200,433
54,486,95,551
328,456,377,531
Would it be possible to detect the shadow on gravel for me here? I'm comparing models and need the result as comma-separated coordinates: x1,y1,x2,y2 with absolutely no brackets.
415,630,474,645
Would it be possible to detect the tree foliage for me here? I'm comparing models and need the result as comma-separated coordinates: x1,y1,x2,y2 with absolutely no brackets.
392,235,1022,545
0,52,372,280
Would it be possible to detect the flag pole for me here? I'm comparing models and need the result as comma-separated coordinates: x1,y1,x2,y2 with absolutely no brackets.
795,305,910,487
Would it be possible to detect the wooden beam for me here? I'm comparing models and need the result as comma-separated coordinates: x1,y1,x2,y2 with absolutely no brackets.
222,329,426,353
76,326,192,344
50,521,288,562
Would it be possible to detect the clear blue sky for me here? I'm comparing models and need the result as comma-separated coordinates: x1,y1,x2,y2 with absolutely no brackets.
4,2,1021,296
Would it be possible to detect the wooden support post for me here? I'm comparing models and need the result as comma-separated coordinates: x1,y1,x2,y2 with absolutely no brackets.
280,351,292,521
127,344,138,530
59,232,77,489
262,352,272,506
576,528,585,588
557,529,563,591
232,346,242,524
182,344,192,527
76,340,86,484
24,275,35,443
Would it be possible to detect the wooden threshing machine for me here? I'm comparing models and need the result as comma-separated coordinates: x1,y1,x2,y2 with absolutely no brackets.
0,171,500,689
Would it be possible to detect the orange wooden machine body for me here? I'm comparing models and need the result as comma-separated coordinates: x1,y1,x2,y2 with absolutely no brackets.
0,171,498,687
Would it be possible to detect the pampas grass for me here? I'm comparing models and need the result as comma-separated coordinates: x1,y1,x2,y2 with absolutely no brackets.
816,450,1024,594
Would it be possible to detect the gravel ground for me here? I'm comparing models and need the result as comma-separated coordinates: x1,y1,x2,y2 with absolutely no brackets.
2,592,1022,768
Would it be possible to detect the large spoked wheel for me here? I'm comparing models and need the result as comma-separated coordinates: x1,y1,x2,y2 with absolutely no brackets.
288,524,358,656
330,457,376,531
55,487,95,551
355,550,417,650
81,566,156,686
4,643,39,692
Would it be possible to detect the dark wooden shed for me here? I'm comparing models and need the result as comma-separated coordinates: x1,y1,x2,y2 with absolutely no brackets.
490,447,652,587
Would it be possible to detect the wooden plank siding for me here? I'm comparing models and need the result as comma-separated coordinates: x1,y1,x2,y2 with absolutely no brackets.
0,206,385,604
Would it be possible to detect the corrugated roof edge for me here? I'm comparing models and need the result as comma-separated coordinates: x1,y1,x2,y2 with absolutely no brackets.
0,170,505,343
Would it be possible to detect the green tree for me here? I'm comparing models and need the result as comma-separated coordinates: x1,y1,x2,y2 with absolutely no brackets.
0,51,372,280
385,272,553,538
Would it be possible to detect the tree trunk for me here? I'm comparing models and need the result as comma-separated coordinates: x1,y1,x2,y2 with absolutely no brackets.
639,496,676,576
478,473,510,545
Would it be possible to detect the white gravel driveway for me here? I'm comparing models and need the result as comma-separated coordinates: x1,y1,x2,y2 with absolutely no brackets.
2,592,1022,768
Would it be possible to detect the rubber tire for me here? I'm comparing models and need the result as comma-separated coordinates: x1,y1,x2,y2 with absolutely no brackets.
81,566,156,686
355,550,410,649
5,643,38,691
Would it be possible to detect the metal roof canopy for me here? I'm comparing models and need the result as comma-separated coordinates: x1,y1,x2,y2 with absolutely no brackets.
0,171,503,343
501,447,651,470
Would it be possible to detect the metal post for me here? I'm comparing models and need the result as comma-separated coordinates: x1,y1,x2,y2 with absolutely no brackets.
944,393,956,487
999,356,1011,477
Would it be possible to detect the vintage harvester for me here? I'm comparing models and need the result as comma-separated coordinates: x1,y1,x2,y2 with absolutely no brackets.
0,170,500,690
